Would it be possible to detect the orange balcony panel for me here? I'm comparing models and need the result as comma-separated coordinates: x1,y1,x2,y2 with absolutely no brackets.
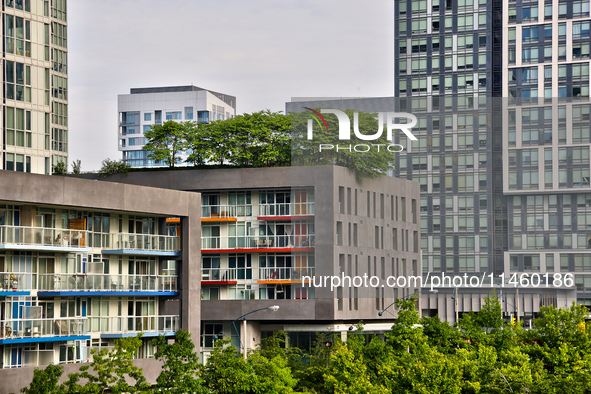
201,218,238,222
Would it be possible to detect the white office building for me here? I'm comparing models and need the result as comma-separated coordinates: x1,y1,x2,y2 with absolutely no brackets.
117,85,236,167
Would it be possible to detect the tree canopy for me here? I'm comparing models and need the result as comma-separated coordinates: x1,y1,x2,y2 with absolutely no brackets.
139,109,401,179
142,111,291,168
290,109,399,179
20,300,591,394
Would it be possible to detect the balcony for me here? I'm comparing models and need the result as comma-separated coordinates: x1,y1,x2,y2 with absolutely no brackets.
201,205,245,221
257,202,315,220
0,317,88,344
37,273,178,295
201,267,315,285
201,268,238,284
0,272,33,295
258,267,315,284
102,233,180,256
201,234,315,253
99,315,179,338
0,226,91,252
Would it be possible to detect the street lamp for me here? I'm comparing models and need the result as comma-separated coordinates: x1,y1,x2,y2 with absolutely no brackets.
378,290,438,317
213,305,280,360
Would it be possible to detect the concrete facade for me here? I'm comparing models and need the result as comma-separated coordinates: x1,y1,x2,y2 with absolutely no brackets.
0,171,200,394
78,165,422,357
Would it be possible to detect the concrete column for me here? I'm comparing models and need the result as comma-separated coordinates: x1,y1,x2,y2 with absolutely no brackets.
181,193,201,353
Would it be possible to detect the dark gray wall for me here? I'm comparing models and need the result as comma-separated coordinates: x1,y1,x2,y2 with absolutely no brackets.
74,166,421,322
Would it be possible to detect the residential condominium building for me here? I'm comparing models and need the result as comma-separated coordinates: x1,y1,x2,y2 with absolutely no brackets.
79,165,422,360
0,171,200,394
394,0,589,320
2,0,69,175
117,85,236,167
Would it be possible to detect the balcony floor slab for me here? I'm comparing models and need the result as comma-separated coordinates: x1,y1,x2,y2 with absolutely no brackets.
100,332,176,339
0,335,90,345
0,291,30,296
0,245,92,253
37,291,180,297
101,249,180,257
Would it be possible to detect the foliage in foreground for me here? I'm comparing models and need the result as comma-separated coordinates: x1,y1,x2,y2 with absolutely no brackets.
20,297,591,394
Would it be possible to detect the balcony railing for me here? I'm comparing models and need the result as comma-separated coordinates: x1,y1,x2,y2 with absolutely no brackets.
38,274,178,292
0,317,87,340
99,315,179,334
0,225,88,248
201,268,237,281
201,267,315,282
107,233,180,252
201,234,315,250
258,202,315,216
202,205,252,218
0,272,33,292
259,267,315,281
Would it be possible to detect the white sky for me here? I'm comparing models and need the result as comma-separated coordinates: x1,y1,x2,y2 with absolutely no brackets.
68,0,395,171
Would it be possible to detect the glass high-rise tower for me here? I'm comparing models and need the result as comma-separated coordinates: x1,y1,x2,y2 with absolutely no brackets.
2,0,68,174
395,0,591,321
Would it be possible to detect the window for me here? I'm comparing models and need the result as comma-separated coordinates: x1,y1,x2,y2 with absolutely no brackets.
6,61,31,102
185,107,193,120
51,21,67,48
165,111,182,120
522,5,538,22
144,113,151,121
573,21,591,39
5,15,31,57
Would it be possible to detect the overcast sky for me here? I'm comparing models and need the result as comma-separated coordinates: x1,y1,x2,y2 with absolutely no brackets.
68,0,395,171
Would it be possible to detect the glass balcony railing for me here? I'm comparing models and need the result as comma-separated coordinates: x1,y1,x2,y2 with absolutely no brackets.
0,272,34,292
201,234,315,250
0,317,87,340
259,267,315,281
99,315,179,334
258,202,315,216
107,233,180,252
38,274,178,292
200,203,315,218
201,268,237,281
201,205,252,218
201,267,315,282
0,226,88,248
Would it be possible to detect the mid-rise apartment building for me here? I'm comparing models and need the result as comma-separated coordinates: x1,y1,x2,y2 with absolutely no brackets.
2,0,69,174
0,171,200,394
117,85,236,167
81,165,422,359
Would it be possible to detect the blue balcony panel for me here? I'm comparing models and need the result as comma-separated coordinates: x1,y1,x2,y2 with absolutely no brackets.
37,291,180,297
0,291,30,296
0,335,90,345
101,249,180,257
101,332,176,339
